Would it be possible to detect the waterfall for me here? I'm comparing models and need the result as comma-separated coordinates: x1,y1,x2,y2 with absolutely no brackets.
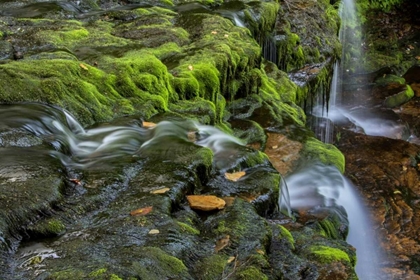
311,0,363,144
285,163,385,279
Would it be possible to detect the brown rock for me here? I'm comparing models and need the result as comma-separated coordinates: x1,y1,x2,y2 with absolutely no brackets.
187,195,226,211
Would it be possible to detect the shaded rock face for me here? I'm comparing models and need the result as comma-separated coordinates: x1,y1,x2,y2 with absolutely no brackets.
0,0,361,279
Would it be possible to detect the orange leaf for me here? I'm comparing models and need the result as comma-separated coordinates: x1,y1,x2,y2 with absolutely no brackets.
142,121,156,128
69,178,81,185
130,206,153,216
79,63,88,71
225,171,246,182
187,195,226,211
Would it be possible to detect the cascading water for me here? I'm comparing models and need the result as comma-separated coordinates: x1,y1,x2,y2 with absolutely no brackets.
0,103,245,170
316,0,411,142
312,0,363,144
284,163,385,279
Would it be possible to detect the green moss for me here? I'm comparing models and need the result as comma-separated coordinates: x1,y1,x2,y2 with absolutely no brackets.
277,32,305,72
109,275,122,280
278,225,295,250
309,245,351,264
318,219,339,239
236,266,268,280
194,255,228,280
303,137,345,173
384,85,414,108
88,268,107,277
132,247,189,280
215,220,230,235
176,221,200,235
375,74,405,86
47,269,85,279
244,1,280,43
28,218,65,236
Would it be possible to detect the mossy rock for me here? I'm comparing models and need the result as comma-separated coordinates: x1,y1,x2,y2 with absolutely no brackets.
131,247,191,280
302,137,345,173
309,245,351,264
384,84,414,108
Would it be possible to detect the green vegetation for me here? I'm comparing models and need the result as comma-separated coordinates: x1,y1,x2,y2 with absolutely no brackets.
309,245,351,264
384,85,414,108
176,221,200,235
302,137,345,173
278,225,295,250
357,0,404,13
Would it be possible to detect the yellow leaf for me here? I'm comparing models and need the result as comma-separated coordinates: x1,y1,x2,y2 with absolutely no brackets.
225,171,246,182
227,256,235,263
79,63,88,71
256,249,265,255
188,65,194,71
148,229,160,235
187,195,226,211
130,206,153,216
224,34,229,38
211,31,218,35
142,121,156,128
393,190,402,195
151,187,170,194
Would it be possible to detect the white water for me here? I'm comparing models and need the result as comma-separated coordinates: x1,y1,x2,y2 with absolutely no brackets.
285,163,384,279
0,103,246,170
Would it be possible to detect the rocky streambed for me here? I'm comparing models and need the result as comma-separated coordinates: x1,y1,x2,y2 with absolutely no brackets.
0,0,419,279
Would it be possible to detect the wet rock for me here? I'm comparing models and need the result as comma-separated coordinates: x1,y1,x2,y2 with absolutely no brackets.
337,129,420,279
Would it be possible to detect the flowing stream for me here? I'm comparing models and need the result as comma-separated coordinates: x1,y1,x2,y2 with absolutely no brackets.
0,103,245,171
294,0,389,278
284,163,385,279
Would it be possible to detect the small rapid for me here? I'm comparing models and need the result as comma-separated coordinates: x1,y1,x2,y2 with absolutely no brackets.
0,103,245,170
285,163,385,279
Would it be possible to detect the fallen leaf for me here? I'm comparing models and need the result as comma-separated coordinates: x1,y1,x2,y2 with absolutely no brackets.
215,235,230,252
416,56,420,60
227,256,236,263
187,195,226,211
142,121,156,128
148,229,159,235
224,34,229,38
151,187,170,194
211,31,218,34
69,178,81,185
225,171,246,182
256,249,265,255
188,65,194,71
79,63,88,70
393,190,402,195
271,145,278,149
408,44,415,50
130,206,153,216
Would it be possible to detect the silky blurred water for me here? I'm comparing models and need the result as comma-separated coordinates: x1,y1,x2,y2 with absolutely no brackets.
285,163,385,279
